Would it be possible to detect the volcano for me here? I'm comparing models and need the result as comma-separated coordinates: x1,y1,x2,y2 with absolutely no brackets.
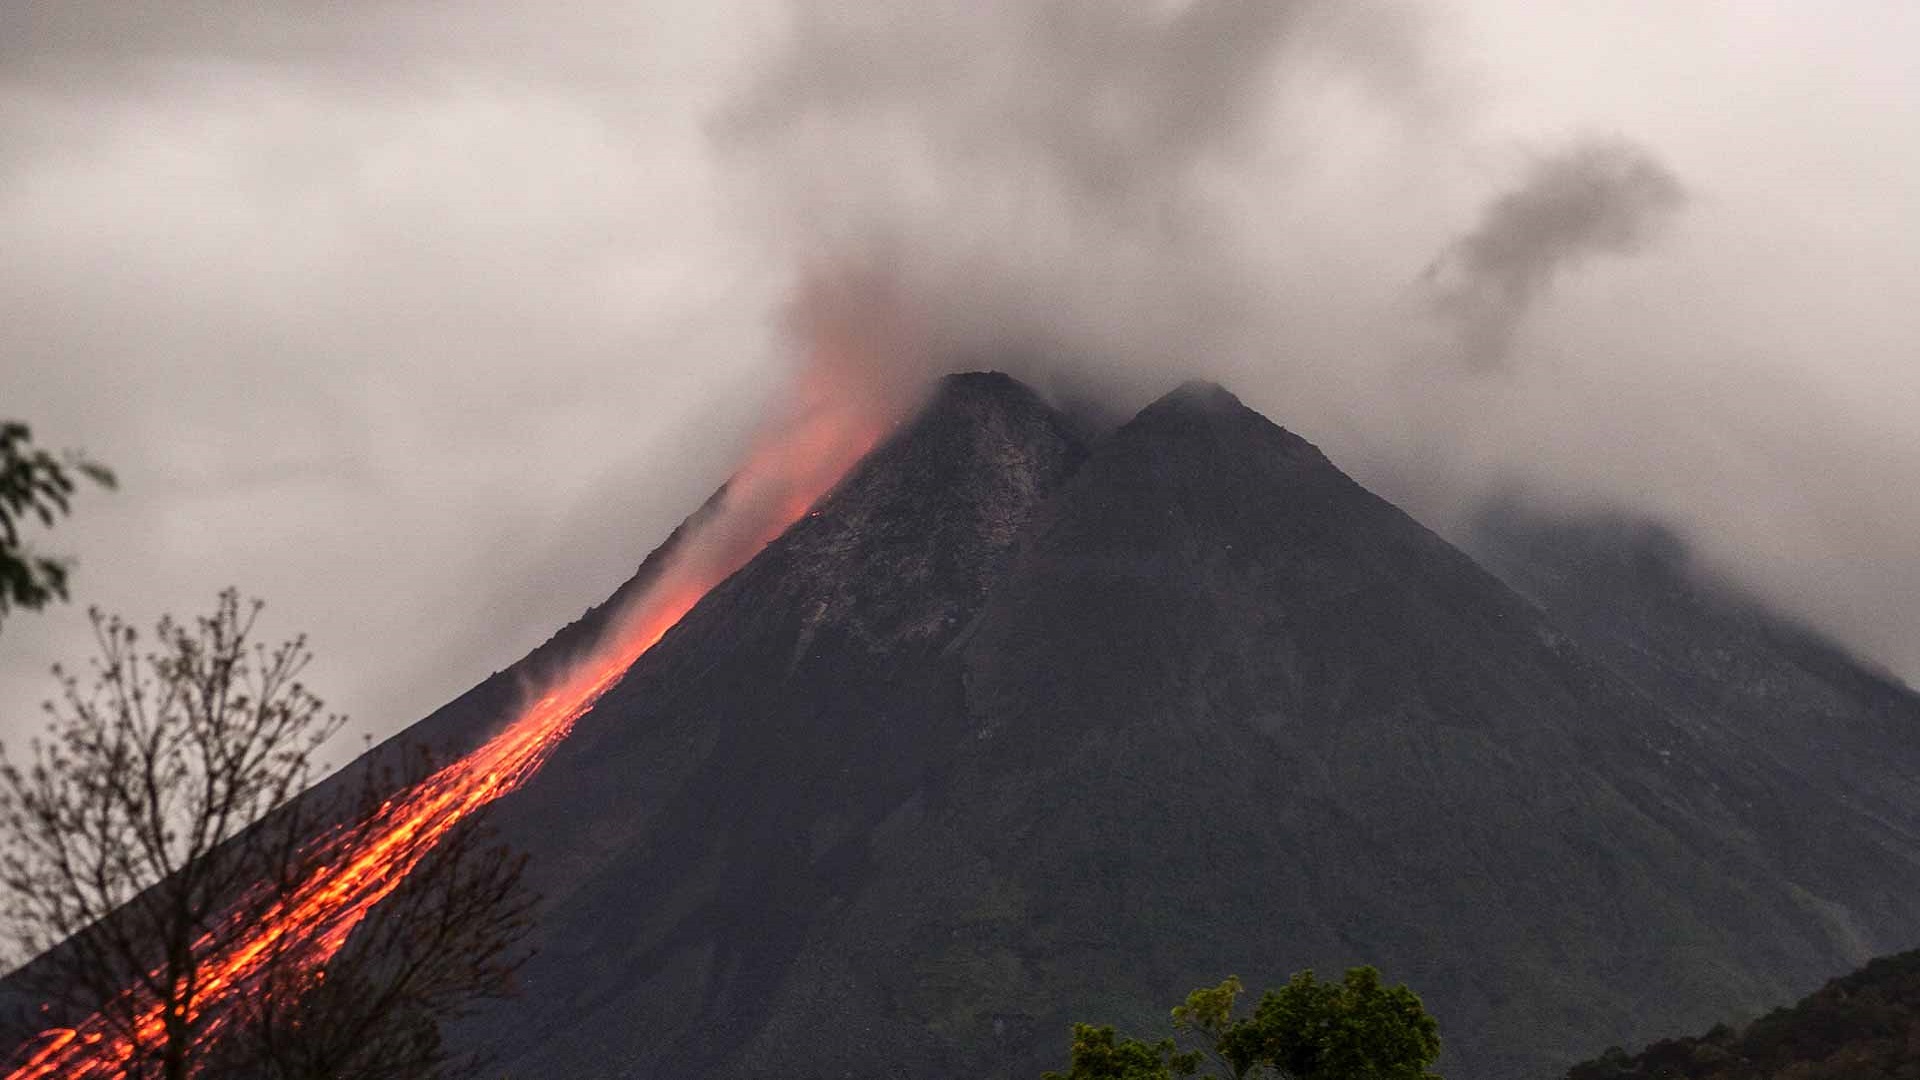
389,372,1920,1079
19,372,1920,1079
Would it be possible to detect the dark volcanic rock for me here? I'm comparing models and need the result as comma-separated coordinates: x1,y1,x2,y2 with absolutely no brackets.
1469,505,1920,991
461,372,1088,1078
430,374,1920,1080
811,382,1912,1079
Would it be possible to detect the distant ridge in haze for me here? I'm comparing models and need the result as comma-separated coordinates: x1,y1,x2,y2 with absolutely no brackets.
1470,502,1920,959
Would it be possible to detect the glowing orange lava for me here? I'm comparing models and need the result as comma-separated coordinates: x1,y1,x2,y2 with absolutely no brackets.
4,397,890,1079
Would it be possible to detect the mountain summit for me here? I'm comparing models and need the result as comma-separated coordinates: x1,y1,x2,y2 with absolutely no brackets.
240,375,1920,1077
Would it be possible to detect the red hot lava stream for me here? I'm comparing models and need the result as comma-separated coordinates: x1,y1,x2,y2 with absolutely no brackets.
4,397,891,1079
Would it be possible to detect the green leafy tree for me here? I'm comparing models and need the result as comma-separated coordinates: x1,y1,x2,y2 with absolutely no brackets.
1043,1024,1200,1080
1049,967,1442,1080
0,421,115,628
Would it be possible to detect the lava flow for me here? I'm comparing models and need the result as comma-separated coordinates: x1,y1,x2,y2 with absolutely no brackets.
3,388,894,1079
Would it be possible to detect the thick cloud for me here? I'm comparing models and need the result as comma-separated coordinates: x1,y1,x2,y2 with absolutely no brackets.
0,0,788,750
2,0,1917,758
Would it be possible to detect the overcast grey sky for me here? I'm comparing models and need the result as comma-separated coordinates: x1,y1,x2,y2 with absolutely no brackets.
3,1,1917,753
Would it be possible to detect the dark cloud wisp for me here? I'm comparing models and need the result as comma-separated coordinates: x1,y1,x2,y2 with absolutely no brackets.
1425,138,1686,369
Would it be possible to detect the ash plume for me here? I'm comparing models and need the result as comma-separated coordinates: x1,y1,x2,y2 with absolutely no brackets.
721,0,1432,405
1425,138,1687,370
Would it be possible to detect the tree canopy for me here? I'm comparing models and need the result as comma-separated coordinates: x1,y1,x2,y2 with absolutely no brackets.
1045,967,1442,1080
1564,948,1920,1080
0,420,114,629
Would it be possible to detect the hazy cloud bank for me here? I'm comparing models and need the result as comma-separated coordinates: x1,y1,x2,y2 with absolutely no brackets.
2,0,1917,751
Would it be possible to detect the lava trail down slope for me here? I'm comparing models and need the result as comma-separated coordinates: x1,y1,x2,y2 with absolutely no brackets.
1,386,891,1078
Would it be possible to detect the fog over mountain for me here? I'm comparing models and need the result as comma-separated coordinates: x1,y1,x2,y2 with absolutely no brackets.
2,1,1917,752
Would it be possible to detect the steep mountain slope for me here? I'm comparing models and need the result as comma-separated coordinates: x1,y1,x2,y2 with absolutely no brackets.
434,375,1920,1079
460,372,1090,1078
830,383,1918,1079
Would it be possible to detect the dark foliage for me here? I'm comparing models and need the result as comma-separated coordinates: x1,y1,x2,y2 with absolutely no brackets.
1043,1024,1199,1080
0,421,114,628
1565,949,1920,1080
1044,968,1441,1080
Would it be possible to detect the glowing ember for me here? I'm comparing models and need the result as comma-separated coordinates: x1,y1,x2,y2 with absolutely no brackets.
4,397,890,1078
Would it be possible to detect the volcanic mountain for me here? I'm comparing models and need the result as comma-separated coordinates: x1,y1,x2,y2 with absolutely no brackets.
368,372,1920,1079
20,373,1920,1079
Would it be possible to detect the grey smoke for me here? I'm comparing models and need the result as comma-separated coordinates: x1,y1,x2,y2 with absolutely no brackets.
1427,139,1686,369
726,0,1412,214
718,0,1431,405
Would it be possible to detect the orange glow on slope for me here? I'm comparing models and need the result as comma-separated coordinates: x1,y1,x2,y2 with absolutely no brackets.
3,386,894,1079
